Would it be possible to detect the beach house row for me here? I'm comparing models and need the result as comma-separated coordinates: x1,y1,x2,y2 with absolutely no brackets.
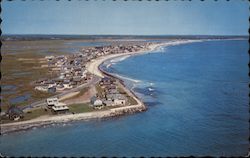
90,77,127,109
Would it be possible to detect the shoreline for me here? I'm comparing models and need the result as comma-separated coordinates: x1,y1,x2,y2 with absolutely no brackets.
1,105,146,134
1,39,202,135
86,39,205,78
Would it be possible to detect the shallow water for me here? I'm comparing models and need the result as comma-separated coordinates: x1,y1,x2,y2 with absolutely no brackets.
0,40,248,157
1,85,17,95
9,93,31,104
62,41,113,53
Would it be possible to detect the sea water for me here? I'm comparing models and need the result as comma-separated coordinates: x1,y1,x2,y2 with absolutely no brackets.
0,40,248,157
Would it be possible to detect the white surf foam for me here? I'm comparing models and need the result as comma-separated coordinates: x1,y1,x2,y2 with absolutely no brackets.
114,73,142,83
148,87,154,91
110,55,131,63
106,63,112,68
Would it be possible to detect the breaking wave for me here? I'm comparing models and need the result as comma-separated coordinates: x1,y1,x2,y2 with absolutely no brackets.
113,73,142,83
110,55,131,63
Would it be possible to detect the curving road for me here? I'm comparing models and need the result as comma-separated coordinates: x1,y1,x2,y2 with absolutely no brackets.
22,75,100,111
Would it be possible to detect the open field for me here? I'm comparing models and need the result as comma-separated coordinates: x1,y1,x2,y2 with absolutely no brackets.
68,103,94,113
1,107,52,124
1,40,75,111
1,52,54,111
95,84,105,97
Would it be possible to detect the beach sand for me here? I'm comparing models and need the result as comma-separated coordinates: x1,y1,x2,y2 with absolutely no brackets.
86,43,162,78
85,40,201,78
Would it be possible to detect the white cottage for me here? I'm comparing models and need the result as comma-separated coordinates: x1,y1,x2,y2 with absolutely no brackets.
52,102,69,114
106,94,126,106
90,96,103,107
46,97,59,107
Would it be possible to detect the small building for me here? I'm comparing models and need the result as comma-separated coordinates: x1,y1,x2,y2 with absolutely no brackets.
46,97,59,107
48,82,57,88
51,102,69,114
114,97,126,106
6,106,24,121
106,94,126,106
48,86,56,93
63,81,73,89
81,72,87,79
35,85,48,92
73,67,82,73
105,84,116,90
54,78,64,83
85,72,92,80
56,84,65,91
78,53,85,58
99,77,114,86
65,73,71,77
45,55,55,61
103,100,114,106
73,76,82,83
108,89,119,94
90,96,103,107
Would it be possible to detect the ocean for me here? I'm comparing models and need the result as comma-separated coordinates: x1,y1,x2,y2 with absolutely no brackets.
0,40,248,157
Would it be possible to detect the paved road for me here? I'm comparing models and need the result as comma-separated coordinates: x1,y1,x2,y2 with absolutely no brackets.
22,75,100,111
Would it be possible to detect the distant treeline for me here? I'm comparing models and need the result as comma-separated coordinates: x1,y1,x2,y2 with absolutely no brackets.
1,34,248,41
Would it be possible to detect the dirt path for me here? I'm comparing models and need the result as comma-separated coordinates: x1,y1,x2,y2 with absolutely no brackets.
64,86,96,105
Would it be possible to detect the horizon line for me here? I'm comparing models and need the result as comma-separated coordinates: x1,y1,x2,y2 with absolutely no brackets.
2,34,248,37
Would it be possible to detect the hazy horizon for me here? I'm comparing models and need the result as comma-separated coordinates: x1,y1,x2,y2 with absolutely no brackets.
2,34,248,37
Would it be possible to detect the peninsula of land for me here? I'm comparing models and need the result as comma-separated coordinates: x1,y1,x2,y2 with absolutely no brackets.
1,39,202,134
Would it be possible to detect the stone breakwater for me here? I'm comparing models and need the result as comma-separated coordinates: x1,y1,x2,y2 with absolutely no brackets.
109,105,146,116
1,104,146,134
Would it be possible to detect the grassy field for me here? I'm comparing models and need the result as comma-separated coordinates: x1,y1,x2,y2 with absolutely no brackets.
1,40,73,112
95,84,105,97
68,103,95,113
22,108,52,120
126,96,138,105
1,107,52,124
2,52,52,111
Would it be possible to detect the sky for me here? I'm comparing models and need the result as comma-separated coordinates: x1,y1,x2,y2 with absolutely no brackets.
2,0,249,35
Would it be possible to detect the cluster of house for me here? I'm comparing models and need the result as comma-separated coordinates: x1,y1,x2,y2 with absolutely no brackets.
81,43,151,60
4,106,24,121
35,54,91,93
46,97,69,114
90,77,127,109
34,43,151,94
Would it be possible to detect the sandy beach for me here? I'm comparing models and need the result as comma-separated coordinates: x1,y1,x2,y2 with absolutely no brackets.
86,39,202,78
1,39,201,134
86,42,163,78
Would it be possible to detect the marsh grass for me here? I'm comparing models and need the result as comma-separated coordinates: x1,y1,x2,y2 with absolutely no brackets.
1,40,70,111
